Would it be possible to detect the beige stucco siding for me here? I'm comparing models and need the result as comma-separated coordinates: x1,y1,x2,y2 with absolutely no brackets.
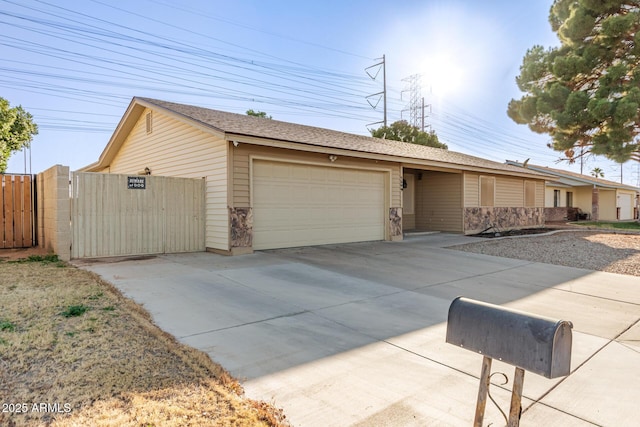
547,186,636,220
415,171,463,232
599,189,617,220
546,186,585,207
545,186,555,207
231,144,401,209
546,185,563,207
106,108,228,251
574,187,593,215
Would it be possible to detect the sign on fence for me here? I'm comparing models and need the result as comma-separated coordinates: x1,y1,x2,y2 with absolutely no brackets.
127,176,146,189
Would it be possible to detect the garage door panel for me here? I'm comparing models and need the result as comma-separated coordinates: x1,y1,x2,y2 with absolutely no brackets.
253,161,385,250
360,187,382,201
309,185,330,203
342,187,360,201
254,226,382,250
311,167,330,182
254,162,274,178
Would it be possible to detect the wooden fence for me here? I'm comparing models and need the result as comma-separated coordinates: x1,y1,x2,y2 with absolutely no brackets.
1,174,33,248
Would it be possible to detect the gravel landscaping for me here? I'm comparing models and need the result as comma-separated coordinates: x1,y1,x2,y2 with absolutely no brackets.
450,230,640,276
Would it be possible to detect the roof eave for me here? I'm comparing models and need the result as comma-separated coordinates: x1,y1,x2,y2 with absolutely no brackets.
518,163,639,191
227,132,552,179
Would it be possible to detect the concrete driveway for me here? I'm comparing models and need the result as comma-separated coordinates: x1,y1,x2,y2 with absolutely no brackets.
78,233,640,426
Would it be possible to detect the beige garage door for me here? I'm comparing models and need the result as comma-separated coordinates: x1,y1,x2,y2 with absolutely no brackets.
253,160,386,250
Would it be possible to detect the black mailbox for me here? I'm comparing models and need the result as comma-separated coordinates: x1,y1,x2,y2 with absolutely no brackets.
446,296,572,378
446,297,573,426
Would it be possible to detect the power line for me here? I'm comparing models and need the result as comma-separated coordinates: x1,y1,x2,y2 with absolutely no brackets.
137,0,373,60
0,1,382,126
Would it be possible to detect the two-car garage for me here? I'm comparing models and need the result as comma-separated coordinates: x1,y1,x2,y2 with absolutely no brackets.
252,160,387,250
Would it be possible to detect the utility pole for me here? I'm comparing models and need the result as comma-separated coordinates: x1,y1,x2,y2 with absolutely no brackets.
383,54,387,127
421,97,424,132
421,97,432,132
365,54,387,128
621,162,624,184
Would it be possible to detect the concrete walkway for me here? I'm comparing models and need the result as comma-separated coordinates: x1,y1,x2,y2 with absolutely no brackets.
78,234,640,426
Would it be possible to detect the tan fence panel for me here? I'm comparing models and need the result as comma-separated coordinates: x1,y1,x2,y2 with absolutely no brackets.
71,173,204,258
1,174,33,248
163,176,206,253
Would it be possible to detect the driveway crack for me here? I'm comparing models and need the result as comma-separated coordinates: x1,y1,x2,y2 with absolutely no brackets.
179,310,309,339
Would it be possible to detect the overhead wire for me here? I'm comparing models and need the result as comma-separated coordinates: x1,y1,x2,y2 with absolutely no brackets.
430,107,561,163
139,0,373,61
27,0,375,96
0,0,568,154
89,0,374,78
0,12,371,107
0,4,381,124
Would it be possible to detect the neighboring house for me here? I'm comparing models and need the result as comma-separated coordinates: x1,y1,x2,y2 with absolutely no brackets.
82,97,551,254
506,161,639,221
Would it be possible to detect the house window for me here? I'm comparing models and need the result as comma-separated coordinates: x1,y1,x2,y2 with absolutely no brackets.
479,176,495,207
553,190,561,207
403,174,415,214
145,112,153,134
566,191,573,207
524,181,536,207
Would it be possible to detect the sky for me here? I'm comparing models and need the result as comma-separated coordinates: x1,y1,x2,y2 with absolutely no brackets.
2,0,639,186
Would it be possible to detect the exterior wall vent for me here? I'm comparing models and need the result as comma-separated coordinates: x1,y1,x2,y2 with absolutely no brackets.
146,112,153,134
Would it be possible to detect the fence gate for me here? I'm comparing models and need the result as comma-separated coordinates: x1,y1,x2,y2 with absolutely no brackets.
1,174,34,248
70,172,205,258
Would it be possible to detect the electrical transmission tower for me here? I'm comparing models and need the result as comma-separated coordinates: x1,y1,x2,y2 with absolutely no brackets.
401,74,421,128
401,74,430,131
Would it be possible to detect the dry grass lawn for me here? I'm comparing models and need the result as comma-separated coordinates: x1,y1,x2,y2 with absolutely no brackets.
0,253,289,427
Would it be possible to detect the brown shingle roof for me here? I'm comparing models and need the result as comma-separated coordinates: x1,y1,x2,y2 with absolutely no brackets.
511,162,640,192
137,97,549,177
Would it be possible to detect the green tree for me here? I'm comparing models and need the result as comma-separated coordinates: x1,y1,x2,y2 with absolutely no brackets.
370,120,447,149
508,1,640,164
0,97,38,173
246,109,272,119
